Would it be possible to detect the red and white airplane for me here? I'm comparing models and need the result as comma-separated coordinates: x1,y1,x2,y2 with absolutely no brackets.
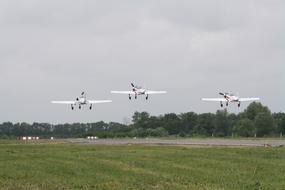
51,92,112,110
202,92,260,108
111,83,167,100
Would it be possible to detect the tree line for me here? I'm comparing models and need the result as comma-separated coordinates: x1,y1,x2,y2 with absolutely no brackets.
0,102,285,139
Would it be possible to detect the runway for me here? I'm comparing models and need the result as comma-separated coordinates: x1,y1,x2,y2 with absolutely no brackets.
69,138,285,147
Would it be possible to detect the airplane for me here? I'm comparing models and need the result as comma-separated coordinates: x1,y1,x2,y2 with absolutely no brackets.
111,83,167,100
51,92,112,110
202,92,260,108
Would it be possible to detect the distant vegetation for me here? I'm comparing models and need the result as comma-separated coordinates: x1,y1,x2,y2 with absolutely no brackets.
0,102,285,139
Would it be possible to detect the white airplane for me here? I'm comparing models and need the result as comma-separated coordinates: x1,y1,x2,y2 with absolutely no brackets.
202,92,260,108
51,92,112,110
111,83,167,100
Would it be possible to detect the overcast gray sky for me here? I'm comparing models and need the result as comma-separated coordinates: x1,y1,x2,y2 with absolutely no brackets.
0,0,284,124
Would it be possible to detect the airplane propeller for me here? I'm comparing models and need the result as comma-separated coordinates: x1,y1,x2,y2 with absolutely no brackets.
131,83,136,91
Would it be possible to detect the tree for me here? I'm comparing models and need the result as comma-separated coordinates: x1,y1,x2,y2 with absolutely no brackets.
147,116,163,129
280,116,285,135
155,127,168,137
146,127,168,137
273,113,285,134
244,102,271,120
193,113,215,136
214,109,230,137
227,113,238,134
0,102,282,138
132,112,150,129
162,113,181,135
232,119,255,137
0,122,13,136
243,102,275,137
255,113,275,137
129,128,148,137
179,112,198,133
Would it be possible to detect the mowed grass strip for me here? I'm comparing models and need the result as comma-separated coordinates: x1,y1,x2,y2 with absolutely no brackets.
0,141,284,190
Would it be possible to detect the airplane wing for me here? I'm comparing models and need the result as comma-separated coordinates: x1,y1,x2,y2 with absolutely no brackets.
111,91,135,95
239,98,260,102
202,98,227,102
146,90,167,94
88,100,112,104
51,101,76,104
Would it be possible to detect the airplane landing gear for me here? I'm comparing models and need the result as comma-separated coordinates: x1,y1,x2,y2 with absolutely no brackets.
238,102,241,108
226,102,229,107
135,95,137,99
89,105,92,110
79,105,81,109
146,95,149,100
220,101,223,108
129,94,131,100
71,105,74,110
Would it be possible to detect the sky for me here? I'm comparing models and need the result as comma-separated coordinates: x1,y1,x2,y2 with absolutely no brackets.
0,0,284,124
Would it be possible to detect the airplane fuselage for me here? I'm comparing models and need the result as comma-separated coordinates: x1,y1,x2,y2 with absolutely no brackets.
111,83,166,100
224,95,239,102
133,88,146,95
78,97,87,105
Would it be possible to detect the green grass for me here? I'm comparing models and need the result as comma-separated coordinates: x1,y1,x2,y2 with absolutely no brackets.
0,141,285,190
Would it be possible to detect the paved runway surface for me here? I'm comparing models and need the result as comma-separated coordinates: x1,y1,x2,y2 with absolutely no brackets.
69,138,285,147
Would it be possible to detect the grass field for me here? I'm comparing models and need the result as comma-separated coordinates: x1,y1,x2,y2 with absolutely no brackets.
0,140,285,190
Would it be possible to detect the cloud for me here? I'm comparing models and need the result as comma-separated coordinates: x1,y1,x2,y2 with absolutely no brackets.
0,0,284,123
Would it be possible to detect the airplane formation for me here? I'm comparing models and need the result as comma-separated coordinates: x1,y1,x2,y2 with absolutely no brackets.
51,83,260,110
